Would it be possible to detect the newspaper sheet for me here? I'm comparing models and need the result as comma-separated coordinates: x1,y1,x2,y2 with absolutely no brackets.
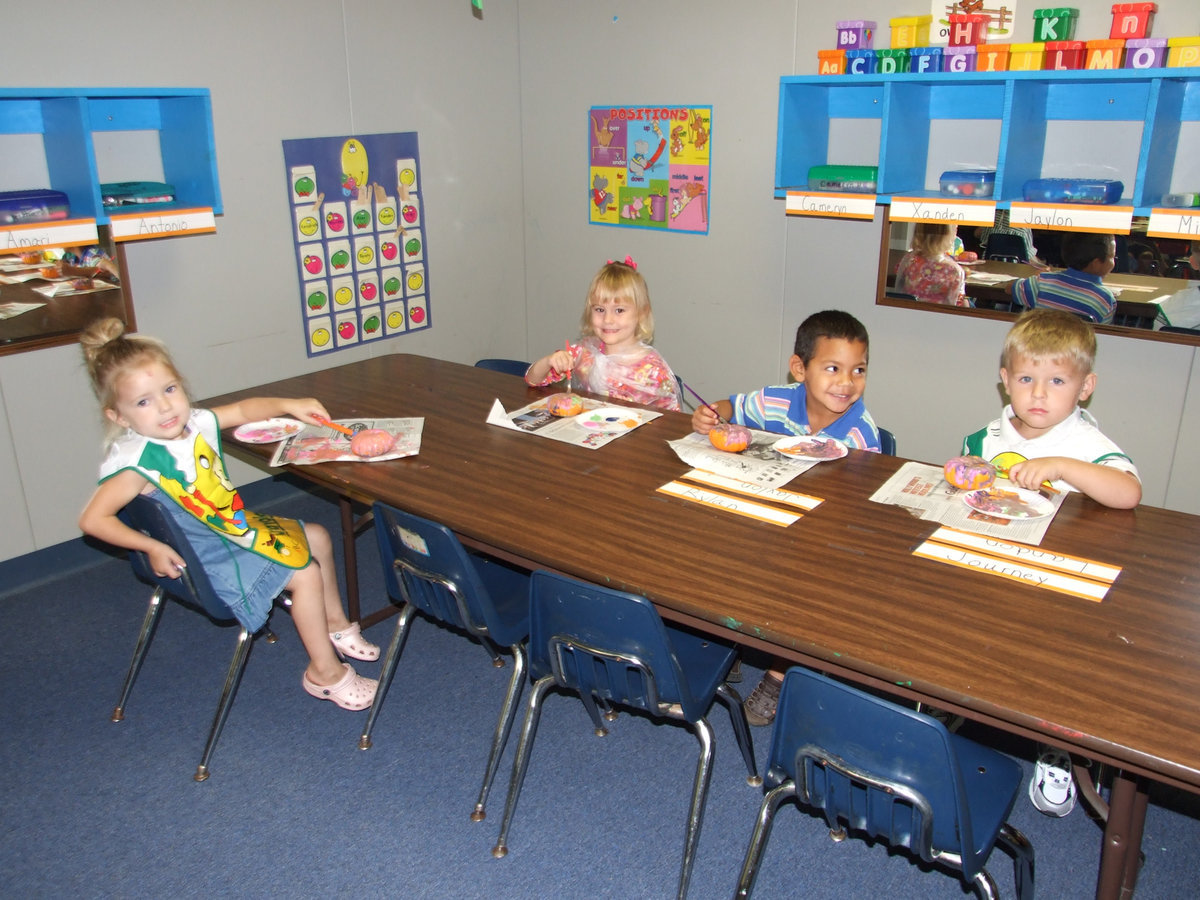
869,460,1065,545
267,417,423,466
486,396,661,449
666,431,820,489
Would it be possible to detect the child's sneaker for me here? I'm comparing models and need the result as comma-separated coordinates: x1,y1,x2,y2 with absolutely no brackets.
743,672,782,726
1029,745,1076,816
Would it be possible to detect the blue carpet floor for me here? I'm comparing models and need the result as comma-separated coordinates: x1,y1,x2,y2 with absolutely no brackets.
1,479,1197,898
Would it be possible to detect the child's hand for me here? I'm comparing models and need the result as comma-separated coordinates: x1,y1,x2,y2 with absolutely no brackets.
1005,458,1060,490
148,541,186,579
280,397,332,426
692,403,720,434
547,349,573,378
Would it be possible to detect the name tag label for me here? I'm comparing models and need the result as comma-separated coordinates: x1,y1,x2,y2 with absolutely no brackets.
890,198,996,227
785,191,876,220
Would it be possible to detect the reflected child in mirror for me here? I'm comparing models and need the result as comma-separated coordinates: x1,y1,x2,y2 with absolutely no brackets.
894,222,969,307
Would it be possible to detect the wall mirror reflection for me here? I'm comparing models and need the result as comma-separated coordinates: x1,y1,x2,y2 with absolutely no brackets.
0,227,133,355
877,209,1200,342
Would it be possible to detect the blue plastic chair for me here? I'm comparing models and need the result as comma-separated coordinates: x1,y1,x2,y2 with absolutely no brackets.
474,358,530,377
112,494,288,782
491,570,760,899
878,427,896,456
363,502,530,822
735,667,1034,899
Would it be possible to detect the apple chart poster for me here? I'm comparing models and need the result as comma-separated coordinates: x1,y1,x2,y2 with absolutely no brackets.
588,104,711,235
282,132,431,357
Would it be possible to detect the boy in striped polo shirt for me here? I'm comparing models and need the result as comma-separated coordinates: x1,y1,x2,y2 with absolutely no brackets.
1007,232,1117,324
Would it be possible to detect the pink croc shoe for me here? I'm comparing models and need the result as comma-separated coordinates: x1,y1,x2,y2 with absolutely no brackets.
329,622,380,661
302,663,378,711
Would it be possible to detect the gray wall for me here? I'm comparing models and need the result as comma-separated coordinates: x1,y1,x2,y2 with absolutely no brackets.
2,0,1198,563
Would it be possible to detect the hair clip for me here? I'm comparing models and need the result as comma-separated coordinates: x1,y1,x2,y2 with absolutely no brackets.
607,255,637,270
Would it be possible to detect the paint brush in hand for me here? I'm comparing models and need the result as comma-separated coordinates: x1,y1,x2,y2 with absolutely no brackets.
679,380,725,423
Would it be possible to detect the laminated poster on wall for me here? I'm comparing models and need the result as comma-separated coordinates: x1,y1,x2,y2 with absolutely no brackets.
927,0,1018,45
588,104,711,235
282,132,431,357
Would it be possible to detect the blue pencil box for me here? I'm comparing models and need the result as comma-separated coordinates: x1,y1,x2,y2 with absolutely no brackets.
0,189,70,225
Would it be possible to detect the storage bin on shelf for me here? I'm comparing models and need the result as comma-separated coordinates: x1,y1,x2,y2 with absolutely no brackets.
1022,178,1124,204
940,170,996,198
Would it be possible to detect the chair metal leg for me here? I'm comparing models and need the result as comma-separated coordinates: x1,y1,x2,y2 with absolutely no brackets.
111,587,166,723
677,718,716,900
492,674,554,859
579,689,610,737
715,682,762,786
997,822,1035,900
358,604,417,750
471,643,527,822
734,779,796,898
194,626,253,782
970,869,1000,900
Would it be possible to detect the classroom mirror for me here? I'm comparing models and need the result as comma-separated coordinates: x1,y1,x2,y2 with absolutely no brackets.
0,227,134,356
876,208,1200,343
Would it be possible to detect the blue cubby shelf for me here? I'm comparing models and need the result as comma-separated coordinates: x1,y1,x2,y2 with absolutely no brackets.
0,87,222,229
776,67,1200,216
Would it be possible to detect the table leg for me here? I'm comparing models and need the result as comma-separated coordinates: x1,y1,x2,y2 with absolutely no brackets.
1097,771,1147,899
340,496,361,623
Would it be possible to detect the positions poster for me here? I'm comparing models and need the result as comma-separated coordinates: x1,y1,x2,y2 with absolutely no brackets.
588,104,712,235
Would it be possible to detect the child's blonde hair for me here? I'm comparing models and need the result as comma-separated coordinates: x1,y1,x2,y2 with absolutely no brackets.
1002,308,1096,375
80,317,187,442
579,258,655,343
910,222,957,259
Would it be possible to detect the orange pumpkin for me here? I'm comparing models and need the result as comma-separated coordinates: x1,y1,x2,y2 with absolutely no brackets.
350,428,396,458
943,455,996,491
709,423,751,452
546,392,584,416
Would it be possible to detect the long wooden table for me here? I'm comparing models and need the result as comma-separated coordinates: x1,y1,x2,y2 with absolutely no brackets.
205,353,1200,899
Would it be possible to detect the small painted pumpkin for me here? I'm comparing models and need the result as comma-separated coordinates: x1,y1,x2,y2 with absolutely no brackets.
350,428,396,458
546,393,584,416
944,455,996,491
709,423,752,452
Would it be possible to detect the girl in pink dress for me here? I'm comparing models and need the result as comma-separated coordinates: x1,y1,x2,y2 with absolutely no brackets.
526,257,681,410
894,222,968,307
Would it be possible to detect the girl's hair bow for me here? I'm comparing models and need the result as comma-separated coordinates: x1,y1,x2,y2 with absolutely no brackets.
607,255,637,270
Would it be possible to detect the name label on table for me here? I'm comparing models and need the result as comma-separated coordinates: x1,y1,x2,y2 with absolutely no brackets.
1009,203,1133,235
890,198,996,227
681,469,824,511
913,526,1121,601
785,191,876,220
657,480,803,526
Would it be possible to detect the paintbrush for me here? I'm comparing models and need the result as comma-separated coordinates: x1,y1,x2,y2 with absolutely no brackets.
314,415,354,437
679,380,725,423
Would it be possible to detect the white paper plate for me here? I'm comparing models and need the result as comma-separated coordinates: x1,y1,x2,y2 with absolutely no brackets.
963,485,1055,520
772,435,848,460
233,418,305,443
578,407,640,432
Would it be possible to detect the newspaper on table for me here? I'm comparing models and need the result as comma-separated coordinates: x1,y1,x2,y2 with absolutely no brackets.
869,460,1066,545
268,417,423,466
486,395,661,449
667,431,819,489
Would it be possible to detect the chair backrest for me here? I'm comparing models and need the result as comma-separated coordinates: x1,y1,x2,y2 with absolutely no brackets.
118,494,237,622
474,358,530,377
767,668,981,877
372,501,525,646
983,232,1029,263
528,570,703,719
878,428,896,456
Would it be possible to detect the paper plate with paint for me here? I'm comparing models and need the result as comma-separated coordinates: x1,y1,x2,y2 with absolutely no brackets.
577,408,641,432
233,418,306,443
963,486,1054,520
772,435,848,460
